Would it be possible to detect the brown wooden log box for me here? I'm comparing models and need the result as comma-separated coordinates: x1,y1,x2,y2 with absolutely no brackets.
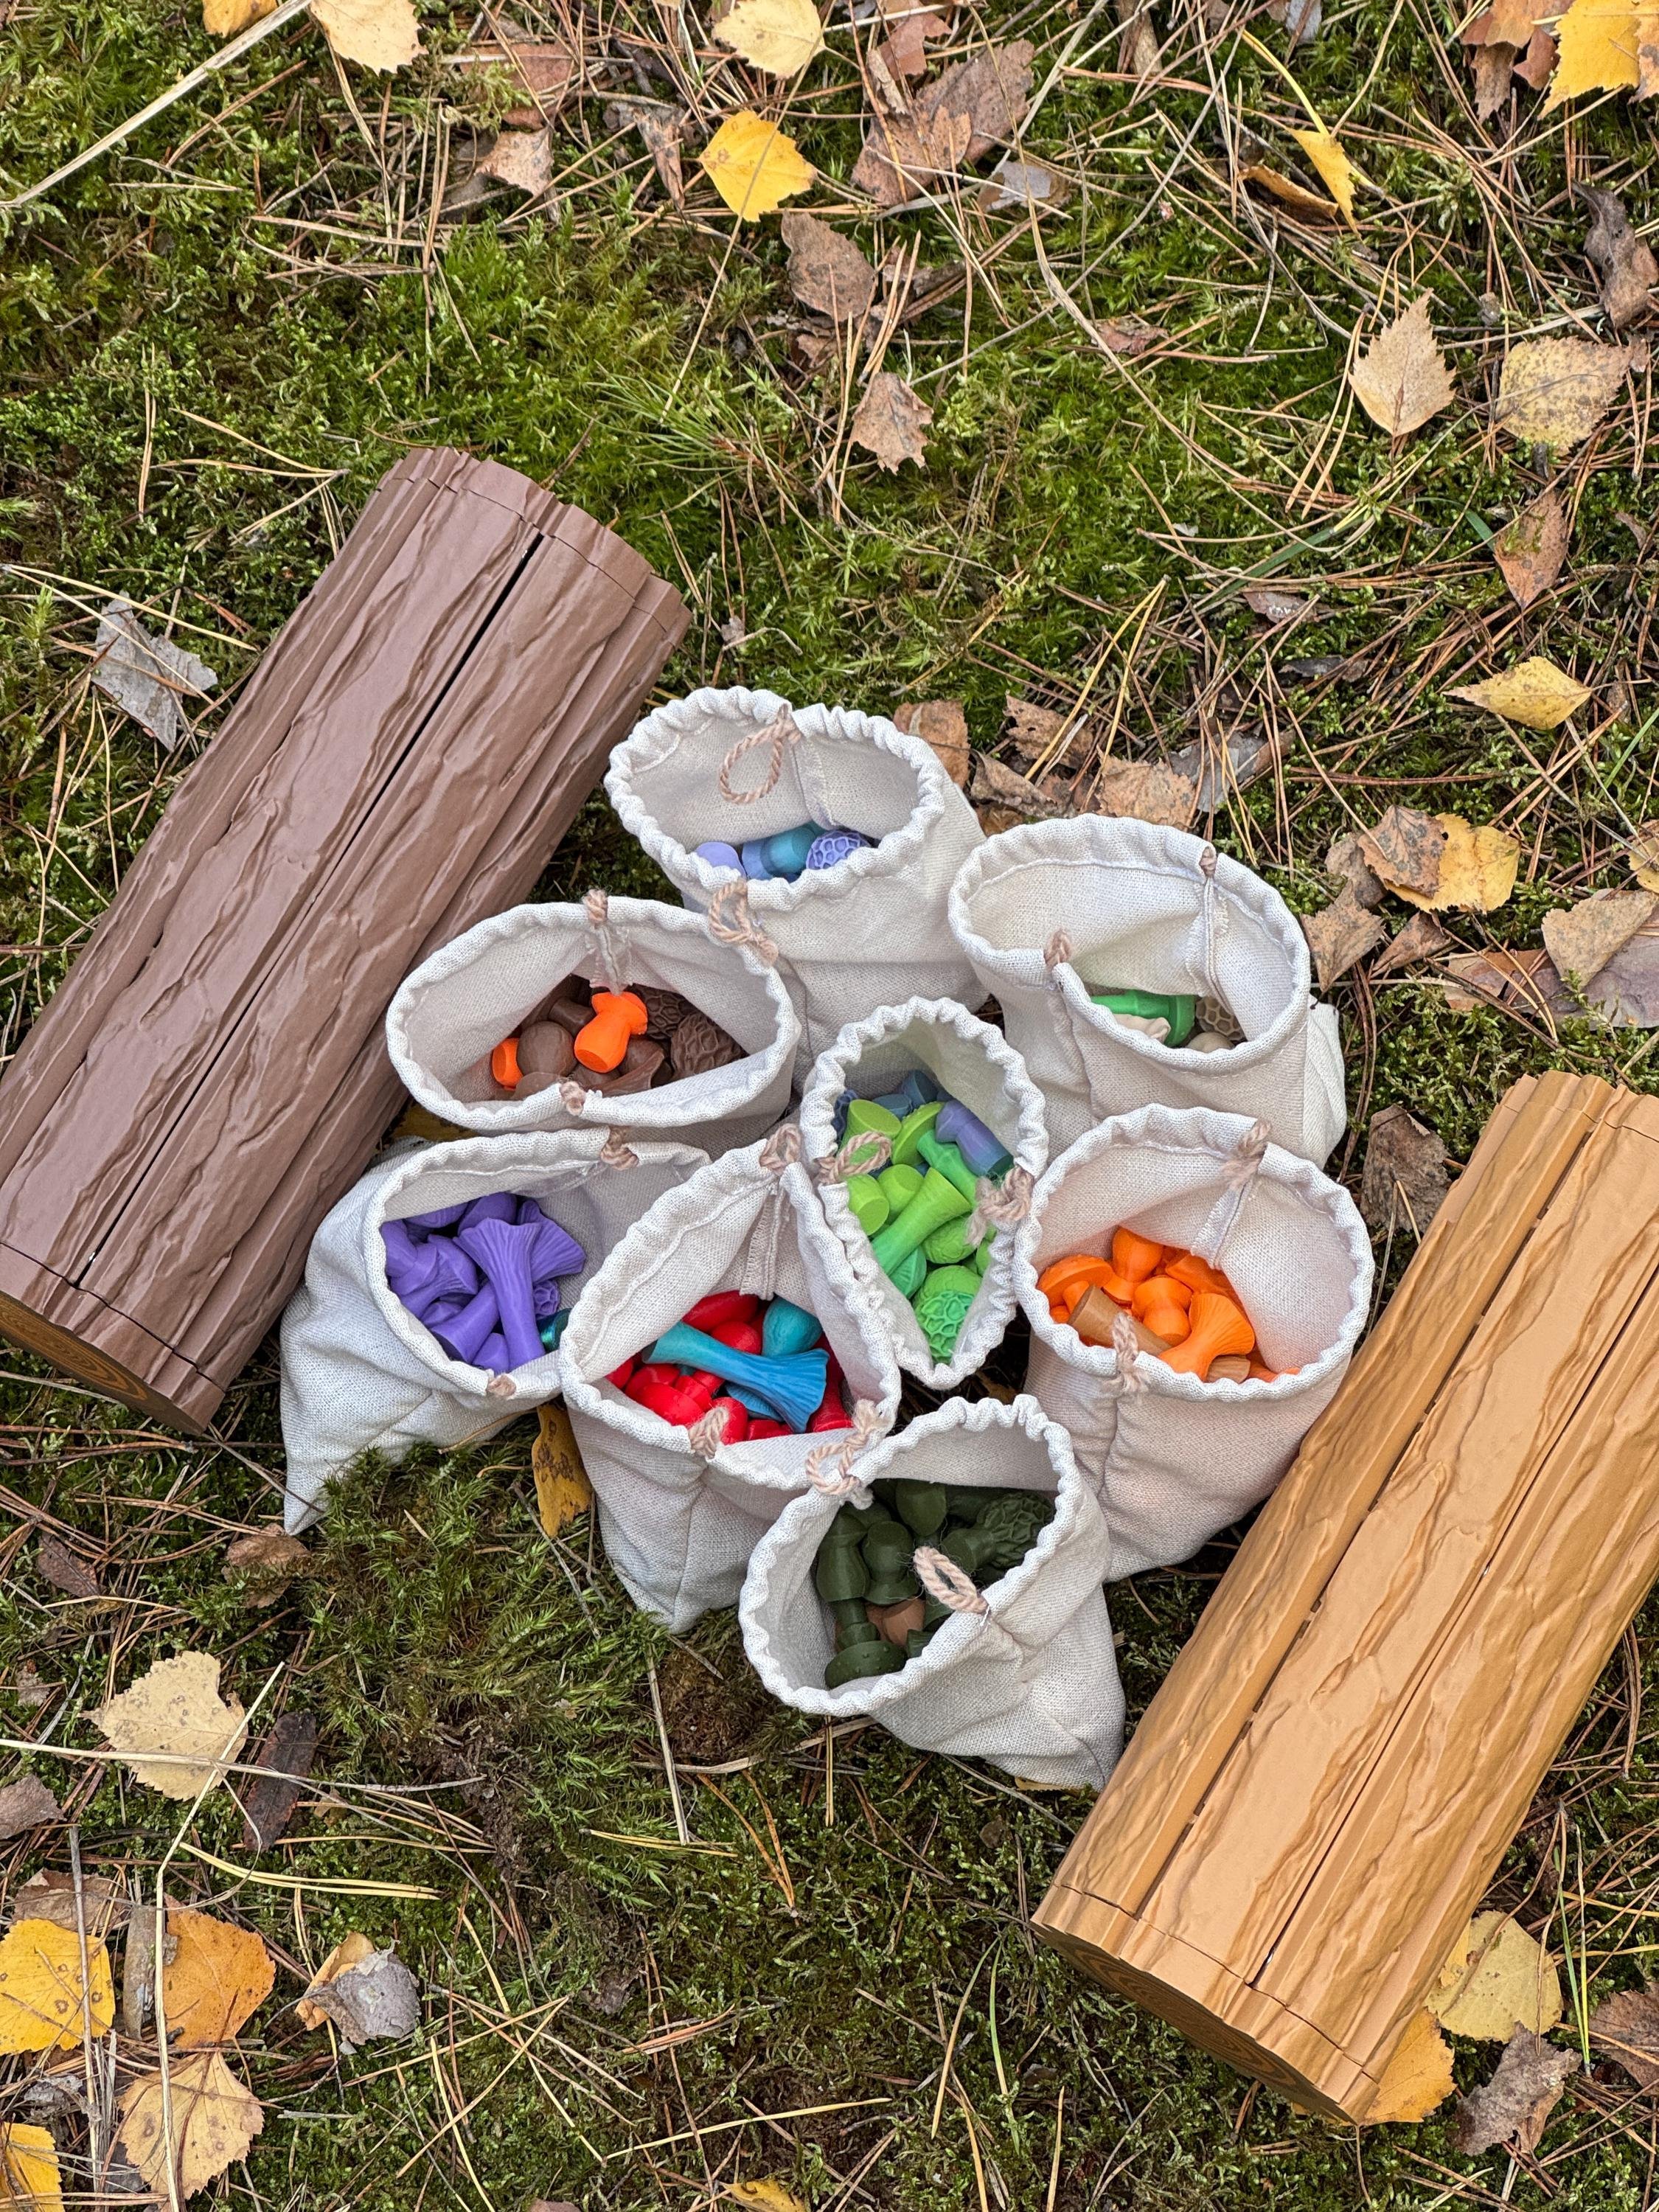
0,448,687,1432
1034,1070,1659,2122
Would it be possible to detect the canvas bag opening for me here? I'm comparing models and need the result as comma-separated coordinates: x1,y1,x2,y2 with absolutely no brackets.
605,685,985,1077
560,1130,902,1632
740,1393,1123,1790
1014,1103,1371,1577
386,889,798,1156
797,995,1049,1389
949,816,1347,1162
279,1128,704,1531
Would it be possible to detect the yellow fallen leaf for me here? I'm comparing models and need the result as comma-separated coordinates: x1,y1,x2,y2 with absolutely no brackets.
96,1652,247,1801
698,109,815,219
726,2185,809,2212
533,1402,593,1538
1545,0,1641,103
1349,296,1455,437
0,1920,114,2054
118,2052,263,2199
203,0,276,32
1391,815,1520,914
1447,655,1593,731
0,2123,63,2212
1430,1910,1562,2040
294,1930,376,2029
1289,125,1360,226
309,0,422,71
1495,337,1635,453
1363,2008,1456,2123
713,0,826,76
162,1911,275,2048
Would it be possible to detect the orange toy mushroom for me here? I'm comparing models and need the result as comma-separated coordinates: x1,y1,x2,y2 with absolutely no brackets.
490,1034,522,1089
1111,1227,1165,1290
575,990,649,1073
1037,1253,1121,1321
1133,1272,1192,1344
1166,1251,1236,1301
1160,1291,1256,1380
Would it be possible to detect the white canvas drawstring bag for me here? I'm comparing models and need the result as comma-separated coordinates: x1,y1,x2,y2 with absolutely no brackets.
559,1130,903,1632
279,1129,704,1531
949,817,1347,1163
1014,1103,1371,1577
605,686,985,1078
796,996,1048,1389
740,1394,1124,1790
386,889,799,1157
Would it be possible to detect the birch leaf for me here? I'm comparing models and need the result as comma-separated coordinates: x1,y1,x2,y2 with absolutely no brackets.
161,1912,275,2049
849,372,932,469
1365,2008,1456,2123
309,0,422,69
699,111,815,218
0,1921,114,2054
96,1652,247,1801
1492,489,1568,609
1545,0,1641,104
1495,337,1635,452
713,0,826,75
117,2053,263,2199
1350,296,1455,435
1430,1910,1562,2040
1447,655,1592,730
532,1403,594,1539
0,2124,61,2212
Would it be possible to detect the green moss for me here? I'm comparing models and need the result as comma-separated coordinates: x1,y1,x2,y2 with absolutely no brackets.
3,0,1658,2203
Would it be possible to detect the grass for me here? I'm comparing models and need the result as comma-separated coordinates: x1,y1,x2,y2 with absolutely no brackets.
4,0,1659,2203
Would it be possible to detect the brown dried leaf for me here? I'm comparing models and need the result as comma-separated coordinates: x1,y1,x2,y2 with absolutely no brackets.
1514,22,1557,82
1242,585,1315,622
1360,1102,1449,1237
1093,314,1159,356
1357,804,1447,900
0,1779,60,1842
1302,887,1388,990
849,372,932,470
299,1947,419,2051
476,126,554,196
1004,698,1070,762
1349,296,1456,437
877,7,947,77
1472,38,1520,117
970,752,1063,833
1166,731,1277,813
1093,757,1197,831
1495,336,1638,452
894,700,970,786
780,212,876,324
224,1528,308,1607
1587,917,1659,1026
241,1711,318,1852
1492,489,1568,608
469,39,583,126
35,1537,98,1600
1238,156,1343,223
1326,830,1386,909
12,1867,126,1938
1630,819,1659,890
636,105,686,206
851,108,973,206
1541,889,1657,985
1454,2028,1578,2154
1370,910,1452,977
294,1933,376,2030
12,1873,126,1938
1579,184,1658,328
916,38,1035,159
981,158,1074,212
1441,947,1573,1018
1587,1980,1659,2090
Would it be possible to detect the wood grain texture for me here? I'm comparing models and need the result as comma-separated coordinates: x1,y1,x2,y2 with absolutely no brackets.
1033,1074,1659,2121
1034,1070,1611,1927
0,449,686,1427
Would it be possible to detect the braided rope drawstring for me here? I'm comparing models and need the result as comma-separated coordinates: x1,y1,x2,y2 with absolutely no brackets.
583,886,626,993
718,706,800,804
1043,929,1074,972
1111,1308,1147,1393
804,1399,884,1495
811,1130,891,1184
557,1079,589,1116
706,880,779,966
687,1408,728,1458
759,1123,802,1173
484,1372,518,1400
599,1127,639,1169
913,1545,990,1616
965,1163,1033,1247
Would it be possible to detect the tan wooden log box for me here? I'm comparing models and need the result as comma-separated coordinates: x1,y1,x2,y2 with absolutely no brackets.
1034,1069,1659,2123
0,448,686,1432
